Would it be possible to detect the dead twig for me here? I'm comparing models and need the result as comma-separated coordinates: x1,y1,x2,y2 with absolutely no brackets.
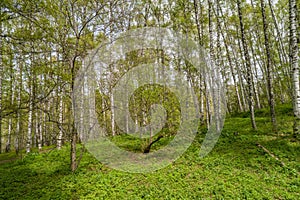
256,143,286,167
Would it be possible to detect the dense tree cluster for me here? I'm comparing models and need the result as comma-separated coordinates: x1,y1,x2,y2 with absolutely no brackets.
0,0,298,171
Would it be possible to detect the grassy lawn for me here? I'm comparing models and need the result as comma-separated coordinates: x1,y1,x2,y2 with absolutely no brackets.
0,105,299,199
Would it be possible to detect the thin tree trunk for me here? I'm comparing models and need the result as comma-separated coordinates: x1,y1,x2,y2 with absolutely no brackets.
0,16,3,154
26,17,35,153
15,61,22,154
26,77,33,153
222,32,243,112
218,3,243,112
0,47,2,154
6,61,14,152
246,32,263,110
205,81,212,128
268,0,288,65
110,92,116,136
289,0,300,136
260,0,277,131
215,0,222,131
237,0,257,130
252,66,262,110
6,119,12,152
102,95,106,133
235,25,248,111
109,1,115,137
193,0,205,122
57,85,63,150
70,56,77,172
249,37,268,105
199,75,205,124
35,108,39,148
43,102,47,146
208,0,218,127
206,0,216,128
38,109,43,150
70,126,77,171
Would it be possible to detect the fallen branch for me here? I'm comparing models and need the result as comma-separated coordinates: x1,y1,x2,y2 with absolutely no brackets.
256,143,286,167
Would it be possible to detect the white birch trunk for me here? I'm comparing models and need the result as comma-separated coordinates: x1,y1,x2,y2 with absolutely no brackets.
26,81,33,153
57,86,63,150
237,0,257,130
289,0,300,135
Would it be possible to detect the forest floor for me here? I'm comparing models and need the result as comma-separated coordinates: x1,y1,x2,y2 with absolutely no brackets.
0,104,299,199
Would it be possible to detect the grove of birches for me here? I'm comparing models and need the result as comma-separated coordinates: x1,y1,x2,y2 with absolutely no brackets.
0,0,299,173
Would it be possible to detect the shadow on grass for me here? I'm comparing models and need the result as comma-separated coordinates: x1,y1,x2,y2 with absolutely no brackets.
0,147,77,199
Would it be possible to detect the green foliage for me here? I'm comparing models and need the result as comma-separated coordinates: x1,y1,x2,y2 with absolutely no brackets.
129,84,181,133
109,129,175,153
231,103,294,118
0,107,299,199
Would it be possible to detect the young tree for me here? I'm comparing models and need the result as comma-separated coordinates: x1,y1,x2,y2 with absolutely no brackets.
50,0,107,171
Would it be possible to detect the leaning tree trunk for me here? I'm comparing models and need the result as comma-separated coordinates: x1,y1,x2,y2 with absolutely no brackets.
268,0,288,65
237,0,257,130
219,14,243,112
235,35,248,111
289,0,300,136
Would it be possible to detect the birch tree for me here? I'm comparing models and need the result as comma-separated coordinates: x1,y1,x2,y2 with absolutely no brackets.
289,0,300,136
6,59,14,152
237,0,257,130
260,0,277,131
0,21,2,154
